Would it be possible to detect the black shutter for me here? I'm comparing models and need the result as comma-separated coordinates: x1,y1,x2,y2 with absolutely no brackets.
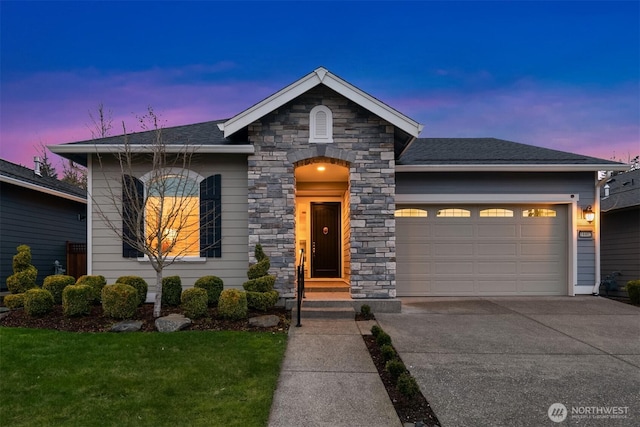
122,175,144,258
200,174,222,257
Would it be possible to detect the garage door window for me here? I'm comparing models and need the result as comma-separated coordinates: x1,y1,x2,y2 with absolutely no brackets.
437,208,471,217
523,208,556,217
395,208,428,217
480,208,514,217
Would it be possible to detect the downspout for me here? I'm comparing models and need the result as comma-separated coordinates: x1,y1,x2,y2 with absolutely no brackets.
591,172,609,295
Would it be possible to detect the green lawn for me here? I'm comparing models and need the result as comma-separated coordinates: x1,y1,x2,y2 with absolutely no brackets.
0,328,287,427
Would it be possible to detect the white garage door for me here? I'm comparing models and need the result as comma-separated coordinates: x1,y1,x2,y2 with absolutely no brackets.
396,205,568,296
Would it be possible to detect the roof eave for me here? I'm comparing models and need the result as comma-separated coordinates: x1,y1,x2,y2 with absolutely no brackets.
0,175,87,204
49,144,255,155
396,164,630,173
222,67,423,139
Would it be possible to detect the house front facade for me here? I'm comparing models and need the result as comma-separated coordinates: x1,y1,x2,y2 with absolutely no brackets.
51,68,627,301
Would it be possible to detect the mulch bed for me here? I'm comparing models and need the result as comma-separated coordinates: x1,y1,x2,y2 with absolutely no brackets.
363,334,441,426
0,303,290,333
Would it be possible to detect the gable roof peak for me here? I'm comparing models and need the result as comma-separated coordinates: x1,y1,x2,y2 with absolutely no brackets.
219,67,423,139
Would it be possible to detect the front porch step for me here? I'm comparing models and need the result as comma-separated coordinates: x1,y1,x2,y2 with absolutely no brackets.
292,306,356,319
304,285,350,293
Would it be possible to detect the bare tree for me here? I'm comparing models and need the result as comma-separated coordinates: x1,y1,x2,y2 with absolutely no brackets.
87,103,113,139
92,107,217,317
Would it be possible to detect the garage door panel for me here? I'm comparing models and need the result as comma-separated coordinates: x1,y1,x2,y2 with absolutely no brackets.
477,224,517,238
435,243,474,256
435,262,474,274
431,280,474,293
476,242,517,256
396,204,567,296
521,243,563,256
520,261,563,274
477,262,517,274
477,280,518,293
434,224,474,237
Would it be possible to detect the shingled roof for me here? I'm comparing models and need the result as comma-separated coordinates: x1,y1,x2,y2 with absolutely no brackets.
398,138,623,166
600,168,640,212
0,158,86,201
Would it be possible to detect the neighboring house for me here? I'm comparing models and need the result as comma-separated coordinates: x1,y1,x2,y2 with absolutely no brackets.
0,158,87,290
600,167,640,293
50,67,627,300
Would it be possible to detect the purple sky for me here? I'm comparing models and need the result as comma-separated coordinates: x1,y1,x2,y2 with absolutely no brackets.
1,1,638,171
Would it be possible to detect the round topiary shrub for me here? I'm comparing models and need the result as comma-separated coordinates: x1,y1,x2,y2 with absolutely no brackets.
62,284,93,317
218,289,248,320
385,358,407,380
194,275,224,306
247,244,270,279
246,290,279,311
371,324,383,337
181,288,208,319
76,275,107,304
243,275,276,293
397,372,420,398
4,293,25,309
162,276,182,306
23,288,54,317
6,245,38,294
626,280,640,305
43,274,76,304
376,331,392,347
380,344,396,362
116,276,148,306
102,284,138,319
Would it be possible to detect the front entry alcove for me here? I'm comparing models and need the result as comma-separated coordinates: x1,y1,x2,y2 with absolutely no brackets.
294,159,351,294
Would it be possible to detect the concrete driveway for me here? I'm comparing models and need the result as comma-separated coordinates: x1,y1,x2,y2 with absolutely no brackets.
376,296,640,426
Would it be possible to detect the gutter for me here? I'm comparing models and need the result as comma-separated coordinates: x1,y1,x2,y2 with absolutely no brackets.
0,174,87,204
49,144,255,155
396,164,630,173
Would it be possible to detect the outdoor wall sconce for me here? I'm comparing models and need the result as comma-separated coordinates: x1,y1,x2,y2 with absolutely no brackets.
583,205,595,223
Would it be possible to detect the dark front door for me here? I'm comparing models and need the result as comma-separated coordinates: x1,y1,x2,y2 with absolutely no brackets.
311,202,341,278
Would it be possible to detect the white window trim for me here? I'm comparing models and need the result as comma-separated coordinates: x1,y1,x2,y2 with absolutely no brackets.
309,105,334,143
136,255,207,263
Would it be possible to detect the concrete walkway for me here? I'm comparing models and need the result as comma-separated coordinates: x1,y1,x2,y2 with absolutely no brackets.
268,318,401,427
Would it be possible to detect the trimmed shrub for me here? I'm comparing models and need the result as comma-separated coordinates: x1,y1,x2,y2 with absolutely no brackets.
371,324,383,337
218,289,248,320
626,280,640,305
397,373,420,398
194,275,224,306
23,288,54,317
4,293,24,309
246,290,279,311
385,359,407,380
43,275,76,304
181,288,209,319
6,245,38,294
76,275,107,304
63,284,92,317
162,276,182,306
247,244,270,279
380,344,396,362
360,304,373,319
243,275,276,293
376,331,392,347
116,276,148,306
102,284,138,319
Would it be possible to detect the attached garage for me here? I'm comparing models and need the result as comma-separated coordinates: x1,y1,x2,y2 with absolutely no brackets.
396,204,568,296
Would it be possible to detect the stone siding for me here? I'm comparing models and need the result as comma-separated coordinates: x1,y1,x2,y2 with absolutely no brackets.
247,85,396,298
